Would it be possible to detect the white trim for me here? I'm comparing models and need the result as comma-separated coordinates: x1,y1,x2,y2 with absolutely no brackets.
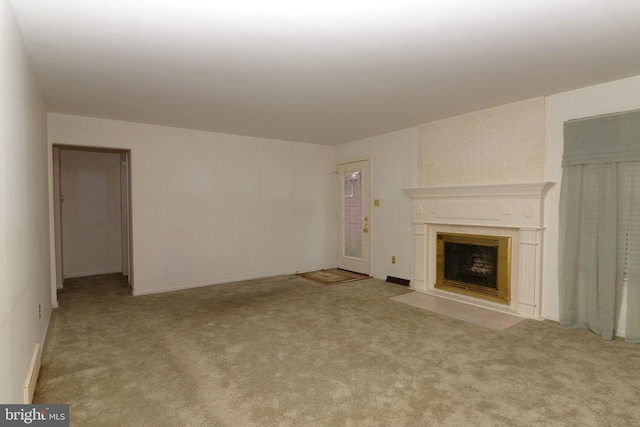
23,344,41,404
131,269,329,296
403,182,555,200
63,269,122,279
335,156,372,165
24,300,53,403
47,143,59,307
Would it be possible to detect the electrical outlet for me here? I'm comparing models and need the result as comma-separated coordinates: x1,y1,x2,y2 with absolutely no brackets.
38,304,42,319
391,256,396,264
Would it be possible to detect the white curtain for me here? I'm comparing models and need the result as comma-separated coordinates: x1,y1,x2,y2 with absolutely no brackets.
559,110,640,343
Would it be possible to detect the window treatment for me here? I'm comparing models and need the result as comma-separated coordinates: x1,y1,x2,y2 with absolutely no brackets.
559,109,640,343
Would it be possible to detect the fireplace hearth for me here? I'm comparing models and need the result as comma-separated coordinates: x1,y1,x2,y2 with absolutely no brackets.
436,233,511,304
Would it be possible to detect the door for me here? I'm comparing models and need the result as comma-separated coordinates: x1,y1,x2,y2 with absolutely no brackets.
336,160,371,275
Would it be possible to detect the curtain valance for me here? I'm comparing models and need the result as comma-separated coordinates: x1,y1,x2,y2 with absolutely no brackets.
563,109,640,166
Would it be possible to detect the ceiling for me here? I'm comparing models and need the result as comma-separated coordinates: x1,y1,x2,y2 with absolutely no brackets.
10,0,640,145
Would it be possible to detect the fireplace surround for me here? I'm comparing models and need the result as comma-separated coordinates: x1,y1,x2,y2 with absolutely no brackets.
404,182,554,319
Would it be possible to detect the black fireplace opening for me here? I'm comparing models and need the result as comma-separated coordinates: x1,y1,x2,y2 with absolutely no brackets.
435,232,511,304
443,242,498,290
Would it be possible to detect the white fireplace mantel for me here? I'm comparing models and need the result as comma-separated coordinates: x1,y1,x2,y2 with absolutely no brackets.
403,182,555,319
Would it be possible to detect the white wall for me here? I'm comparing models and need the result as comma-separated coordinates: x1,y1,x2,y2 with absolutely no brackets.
334,127,418,282
60,150,122,278
0,0,51,403
542,74,640,322
47,113,335,295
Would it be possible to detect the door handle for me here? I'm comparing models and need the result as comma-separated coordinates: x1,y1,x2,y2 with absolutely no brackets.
363,224,369,233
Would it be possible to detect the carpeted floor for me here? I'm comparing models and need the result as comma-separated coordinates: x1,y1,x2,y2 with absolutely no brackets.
36,273,640,426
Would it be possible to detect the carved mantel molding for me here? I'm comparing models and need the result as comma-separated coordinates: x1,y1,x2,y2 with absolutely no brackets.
403,182,555,230
403,182,555,200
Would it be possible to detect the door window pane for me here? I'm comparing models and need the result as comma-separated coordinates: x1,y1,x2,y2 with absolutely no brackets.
343,170,362,259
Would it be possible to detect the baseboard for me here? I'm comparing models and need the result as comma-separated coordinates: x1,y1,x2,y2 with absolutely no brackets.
23,343,41,404
294,266,334,274
22,302,54,404
63,269,122,279
132,271,302,296
132,268,369,296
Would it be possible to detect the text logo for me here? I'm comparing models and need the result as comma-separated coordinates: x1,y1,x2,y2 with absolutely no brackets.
0,405,69,426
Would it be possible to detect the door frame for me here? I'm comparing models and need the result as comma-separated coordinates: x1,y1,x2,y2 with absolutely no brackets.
335,158,372,275
120,152,130,277
52,145,134,295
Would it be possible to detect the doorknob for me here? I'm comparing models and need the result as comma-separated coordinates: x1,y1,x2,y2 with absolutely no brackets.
363,224,369,233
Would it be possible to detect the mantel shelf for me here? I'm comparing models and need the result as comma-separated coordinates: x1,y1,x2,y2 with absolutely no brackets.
403,182,555,200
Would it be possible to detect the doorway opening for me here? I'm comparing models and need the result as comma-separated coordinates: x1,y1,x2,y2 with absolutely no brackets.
52,145,133,294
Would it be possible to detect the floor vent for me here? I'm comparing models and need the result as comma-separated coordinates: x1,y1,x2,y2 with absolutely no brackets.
23,343,41,404
386,276,410,286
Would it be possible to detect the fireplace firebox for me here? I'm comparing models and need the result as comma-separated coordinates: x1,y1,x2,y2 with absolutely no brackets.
435,233,511,304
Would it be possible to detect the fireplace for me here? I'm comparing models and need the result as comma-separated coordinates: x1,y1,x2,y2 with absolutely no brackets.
436,233,511,304
404,182,554,319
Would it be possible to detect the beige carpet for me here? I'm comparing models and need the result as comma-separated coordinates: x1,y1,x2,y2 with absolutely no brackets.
36,273,640,426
